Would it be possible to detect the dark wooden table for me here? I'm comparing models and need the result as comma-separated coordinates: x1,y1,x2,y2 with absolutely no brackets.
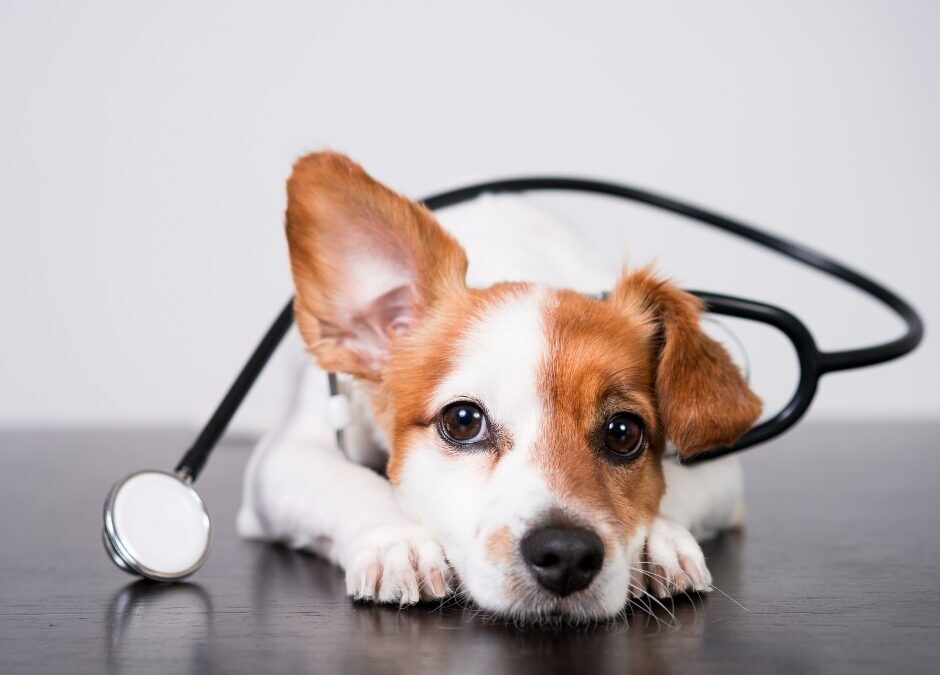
1,422,938,674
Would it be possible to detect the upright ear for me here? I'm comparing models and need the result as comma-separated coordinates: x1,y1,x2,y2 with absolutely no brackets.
611,267,762,458
285,151,468,380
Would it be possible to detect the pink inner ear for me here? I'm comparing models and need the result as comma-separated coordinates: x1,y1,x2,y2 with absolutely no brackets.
332,284,417,373
372,285,416,337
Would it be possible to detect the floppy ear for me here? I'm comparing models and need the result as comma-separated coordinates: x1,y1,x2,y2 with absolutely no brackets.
611,267,762,458
285,151,468,380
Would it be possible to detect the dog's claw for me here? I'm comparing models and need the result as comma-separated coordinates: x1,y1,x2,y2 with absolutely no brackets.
344,524,452,605
637,517,713,599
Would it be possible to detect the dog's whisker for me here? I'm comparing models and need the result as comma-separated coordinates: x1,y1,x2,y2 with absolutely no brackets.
630,566,702,612
629,592,673,631
628,572,682,627
626,584,667,627
706,582,750,613
632,562,747,616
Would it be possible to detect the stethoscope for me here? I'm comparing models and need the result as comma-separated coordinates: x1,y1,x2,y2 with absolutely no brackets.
102,176,924,583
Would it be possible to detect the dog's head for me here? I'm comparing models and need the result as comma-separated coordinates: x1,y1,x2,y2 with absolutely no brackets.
286,152,761,622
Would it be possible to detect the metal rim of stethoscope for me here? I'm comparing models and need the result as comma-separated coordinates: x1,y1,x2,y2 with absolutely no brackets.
103,469,212,581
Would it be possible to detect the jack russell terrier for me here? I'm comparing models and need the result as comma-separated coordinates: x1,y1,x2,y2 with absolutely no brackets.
238,151,761,624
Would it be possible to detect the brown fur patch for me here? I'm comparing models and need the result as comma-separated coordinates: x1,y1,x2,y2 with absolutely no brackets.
611,266,762,457
537,290,666,541
485,525,514,564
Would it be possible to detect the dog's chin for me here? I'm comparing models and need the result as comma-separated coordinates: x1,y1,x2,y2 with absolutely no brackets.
454,570,630,627
459,589,627,627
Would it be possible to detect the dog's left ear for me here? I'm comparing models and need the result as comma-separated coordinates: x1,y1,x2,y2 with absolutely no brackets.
611,267,762,458
285,151,468,380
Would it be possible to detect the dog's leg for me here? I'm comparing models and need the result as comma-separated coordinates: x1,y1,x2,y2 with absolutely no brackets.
630,455,743,598
659,454,745,541
238,362,451,605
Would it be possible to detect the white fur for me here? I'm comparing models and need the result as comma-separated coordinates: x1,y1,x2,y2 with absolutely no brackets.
442,194,615,292
659,454,745,541
429,286,549,428
238,195,744,618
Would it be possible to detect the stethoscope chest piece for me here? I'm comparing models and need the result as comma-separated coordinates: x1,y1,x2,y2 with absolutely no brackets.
102,470,211,582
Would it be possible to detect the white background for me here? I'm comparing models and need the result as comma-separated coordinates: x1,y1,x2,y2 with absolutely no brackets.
1,1,937,434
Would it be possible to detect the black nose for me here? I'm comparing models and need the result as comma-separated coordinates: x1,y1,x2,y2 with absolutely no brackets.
521,525,604,596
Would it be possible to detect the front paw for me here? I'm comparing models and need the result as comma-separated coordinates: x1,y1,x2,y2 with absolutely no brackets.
632,517,713,599
344,524,452,605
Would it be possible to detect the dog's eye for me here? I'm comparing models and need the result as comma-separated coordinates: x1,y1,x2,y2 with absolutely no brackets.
604,413,645,460
439,401,489,445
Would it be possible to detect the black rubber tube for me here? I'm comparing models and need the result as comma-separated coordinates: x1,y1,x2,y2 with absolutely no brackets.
175,176,923,479
175,300,295,479
421,177,924,372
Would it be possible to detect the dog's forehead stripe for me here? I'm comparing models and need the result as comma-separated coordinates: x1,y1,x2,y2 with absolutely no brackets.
431,286,550,433
418,283,560,548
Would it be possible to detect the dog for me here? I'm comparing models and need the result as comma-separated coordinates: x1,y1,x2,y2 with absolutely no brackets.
237,151,761,623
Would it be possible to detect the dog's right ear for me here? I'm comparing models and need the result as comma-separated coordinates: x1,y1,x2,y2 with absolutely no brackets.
611,266,762,458
285,151,468,381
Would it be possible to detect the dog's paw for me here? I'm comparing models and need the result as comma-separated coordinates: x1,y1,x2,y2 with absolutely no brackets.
343,524,452,605
631,517,712,599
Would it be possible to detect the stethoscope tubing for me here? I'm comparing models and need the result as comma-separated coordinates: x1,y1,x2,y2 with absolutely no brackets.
175,176,923,477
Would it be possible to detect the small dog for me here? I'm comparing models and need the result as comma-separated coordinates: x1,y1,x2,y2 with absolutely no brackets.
238,152,761,623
